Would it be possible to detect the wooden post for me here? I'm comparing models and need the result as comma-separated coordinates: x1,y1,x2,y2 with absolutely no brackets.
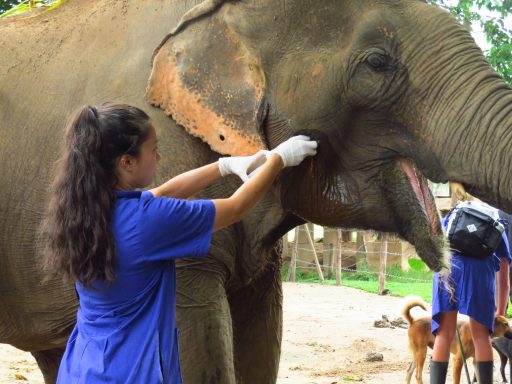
323,227,337,279
287,227,299,282
378,232,388,295
329,246,336,280
336,229,342,286
295,223,315,272
281,234,289,259
303,225,324,282
358,231,370,256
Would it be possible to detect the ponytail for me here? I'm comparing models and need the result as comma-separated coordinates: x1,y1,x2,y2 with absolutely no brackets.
41,103,150,287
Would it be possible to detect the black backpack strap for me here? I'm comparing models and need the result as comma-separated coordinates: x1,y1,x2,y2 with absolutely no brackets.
447,207,462,238
74,285,80,301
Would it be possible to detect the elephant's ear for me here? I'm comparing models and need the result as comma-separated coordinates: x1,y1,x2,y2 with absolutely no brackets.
146,4,267,156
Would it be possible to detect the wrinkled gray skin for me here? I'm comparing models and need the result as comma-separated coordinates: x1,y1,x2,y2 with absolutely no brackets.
0,0,511,383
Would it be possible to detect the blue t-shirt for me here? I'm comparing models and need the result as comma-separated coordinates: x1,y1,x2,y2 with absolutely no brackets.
57,190,215,383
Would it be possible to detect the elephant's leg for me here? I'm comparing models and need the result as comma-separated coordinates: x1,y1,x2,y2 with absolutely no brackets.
229,258,282,383
31,347,65,384
176,261,235,384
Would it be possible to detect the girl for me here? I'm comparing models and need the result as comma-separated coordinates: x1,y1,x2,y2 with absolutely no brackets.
430,184,511,384
42,102,317,383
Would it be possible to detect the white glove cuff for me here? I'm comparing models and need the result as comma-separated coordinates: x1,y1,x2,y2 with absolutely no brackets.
218,157,231,177
269,149,288,168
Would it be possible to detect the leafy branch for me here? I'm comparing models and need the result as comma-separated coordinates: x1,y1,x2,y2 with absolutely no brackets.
430,0,512,84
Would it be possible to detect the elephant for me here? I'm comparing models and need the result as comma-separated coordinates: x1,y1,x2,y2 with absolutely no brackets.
1,0,511,383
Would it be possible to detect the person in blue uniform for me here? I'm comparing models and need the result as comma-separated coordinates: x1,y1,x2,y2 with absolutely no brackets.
41,102,318,383
498,209,512,305
430,185,511,384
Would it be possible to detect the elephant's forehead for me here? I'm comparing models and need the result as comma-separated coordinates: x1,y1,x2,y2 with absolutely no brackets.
229,1,407,48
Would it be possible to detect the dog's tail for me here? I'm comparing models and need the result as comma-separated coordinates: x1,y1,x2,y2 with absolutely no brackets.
402,296,429,325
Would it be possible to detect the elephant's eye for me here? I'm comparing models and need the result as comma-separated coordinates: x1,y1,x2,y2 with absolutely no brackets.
366,52,391,70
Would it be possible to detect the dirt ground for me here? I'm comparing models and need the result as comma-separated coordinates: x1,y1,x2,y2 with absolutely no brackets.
0,282,501,383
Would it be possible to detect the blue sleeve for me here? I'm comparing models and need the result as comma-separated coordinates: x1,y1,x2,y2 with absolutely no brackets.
496,231,512,263
441,210,452,231
138,191,215,261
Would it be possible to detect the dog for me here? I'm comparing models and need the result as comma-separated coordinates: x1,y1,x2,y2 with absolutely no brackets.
491,336,512,383
402,297,512,384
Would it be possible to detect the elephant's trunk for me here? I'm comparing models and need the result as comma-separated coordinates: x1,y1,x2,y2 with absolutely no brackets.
429,72,512,208
451,85,512,209
402,6,512,211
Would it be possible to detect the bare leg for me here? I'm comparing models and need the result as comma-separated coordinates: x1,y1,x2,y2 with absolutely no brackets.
176,261,235,384
469,318,493,361
31,347,65,384
229,258,282,383
432,311,457,361
470,318,493,384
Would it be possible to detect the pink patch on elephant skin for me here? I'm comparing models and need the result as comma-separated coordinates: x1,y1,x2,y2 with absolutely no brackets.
146,21,266,157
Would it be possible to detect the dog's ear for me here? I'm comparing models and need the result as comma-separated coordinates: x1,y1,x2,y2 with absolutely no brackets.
495,315,509,326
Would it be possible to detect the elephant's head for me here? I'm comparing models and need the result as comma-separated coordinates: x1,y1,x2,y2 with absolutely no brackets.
146,0,512,272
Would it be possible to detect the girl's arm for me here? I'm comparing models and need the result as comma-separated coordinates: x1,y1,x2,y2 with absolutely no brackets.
150,151,268,199
150,162,221,199
496,257,510,316
212,153,283,231
212,136,317,231
151,135,317,229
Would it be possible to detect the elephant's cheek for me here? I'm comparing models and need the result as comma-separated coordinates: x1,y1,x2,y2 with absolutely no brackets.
279,162,364,226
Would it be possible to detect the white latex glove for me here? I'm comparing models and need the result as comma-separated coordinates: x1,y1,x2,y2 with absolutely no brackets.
218,150,269,182
247,135,318,179
270,135,318,167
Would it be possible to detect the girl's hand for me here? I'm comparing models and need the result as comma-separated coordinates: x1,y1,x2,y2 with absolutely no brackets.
270,135,317,167
218,150,269,182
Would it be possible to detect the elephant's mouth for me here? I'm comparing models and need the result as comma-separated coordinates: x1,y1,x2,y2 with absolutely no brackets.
399,159,439,235
278,130,448,272
380,158,447,272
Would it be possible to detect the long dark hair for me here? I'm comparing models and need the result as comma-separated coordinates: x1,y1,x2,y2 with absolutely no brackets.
41,102,151,287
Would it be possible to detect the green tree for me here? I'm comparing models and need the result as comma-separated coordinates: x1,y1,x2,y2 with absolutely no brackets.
0,0,65,17
0,0,21,14
430,0,512,84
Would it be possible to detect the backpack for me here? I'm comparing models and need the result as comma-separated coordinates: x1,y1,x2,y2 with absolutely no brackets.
446,201,505,259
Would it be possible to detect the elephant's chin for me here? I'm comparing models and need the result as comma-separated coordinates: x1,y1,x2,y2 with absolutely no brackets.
381,159,449,272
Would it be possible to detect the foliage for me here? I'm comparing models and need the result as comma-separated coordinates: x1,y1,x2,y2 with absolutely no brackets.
285,270,512,317
430,0,512,84
0,0,65,18
286,268,434,300
341,279,434,302
408,258,428,272
0,0,19,14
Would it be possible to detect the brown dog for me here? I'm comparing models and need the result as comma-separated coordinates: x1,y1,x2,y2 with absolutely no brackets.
402,297,512,384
